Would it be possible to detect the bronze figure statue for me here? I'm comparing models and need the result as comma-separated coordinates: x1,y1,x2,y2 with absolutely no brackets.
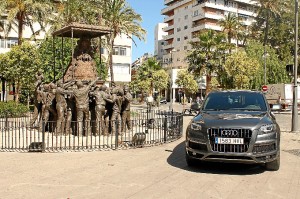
121,85,132,133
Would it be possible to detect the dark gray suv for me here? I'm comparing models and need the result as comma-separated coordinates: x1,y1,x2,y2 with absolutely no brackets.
185,90,280,171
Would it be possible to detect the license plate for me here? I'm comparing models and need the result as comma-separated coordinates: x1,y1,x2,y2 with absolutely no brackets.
215,138,244,144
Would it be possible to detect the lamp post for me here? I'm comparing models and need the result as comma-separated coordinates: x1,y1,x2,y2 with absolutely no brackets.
292,0,299,133
262,49,269,85
169,49,176,111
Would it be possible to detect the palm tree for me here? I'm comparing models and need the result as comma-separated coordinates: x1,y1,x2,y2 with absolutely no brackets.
0,0,54,45
186,30,226,94
252,0,282,47
219,12,241,52
102,0,146,83
50,0,104,30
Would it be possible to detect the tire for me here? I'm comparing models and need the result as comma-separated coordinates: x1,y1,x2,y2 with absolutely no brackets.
265,153,280,171
186,152,198,167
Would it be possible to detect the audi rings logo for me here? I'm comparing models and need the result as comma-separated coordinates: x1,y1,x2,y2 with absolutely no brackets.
221,130,239,137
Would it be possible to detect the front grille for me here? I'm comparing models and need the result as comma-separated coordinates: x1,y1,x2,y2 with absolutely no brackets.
208,128,252,153
253,143,276,154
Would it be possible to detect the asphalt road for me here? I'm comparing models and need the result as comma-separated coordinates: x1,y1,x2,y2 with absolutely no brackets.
0,105,300,199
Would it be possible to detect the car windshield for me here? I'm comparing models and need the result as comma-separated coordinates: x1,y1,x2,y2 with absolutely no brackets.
202,92,268,111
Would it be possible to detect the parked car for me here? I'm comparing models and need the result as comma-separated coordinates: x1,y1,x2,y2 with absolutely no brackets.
185,90,281,171
160,98,167,104
183,101,201,115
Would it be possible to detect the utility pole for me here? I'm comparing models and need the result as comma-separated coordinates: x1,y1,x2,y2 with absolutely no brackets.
169,49,176,111
292,0,299,133
263,46,267,85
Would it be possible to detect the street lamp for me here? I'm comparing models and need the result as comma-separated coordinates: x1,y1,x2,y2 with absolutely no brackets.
292,0,299,133
262,49,269,85
169,49,177,111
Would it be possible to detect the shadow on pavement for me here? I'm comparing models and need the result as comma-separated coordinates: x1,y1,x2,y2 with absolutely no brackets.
166,141,265,175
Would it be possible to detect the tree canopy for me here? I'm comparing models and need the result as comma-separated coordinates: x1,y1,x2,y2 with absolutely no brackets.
175,70,198,94
0,42,41,102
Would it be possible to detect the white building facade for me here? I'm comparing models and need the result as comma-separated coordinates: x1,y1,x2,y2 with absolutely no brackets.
154,23,168,63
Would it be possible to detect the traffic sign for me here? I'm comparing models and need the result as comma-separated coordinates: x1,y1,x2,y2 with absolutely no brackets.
262,85,268,92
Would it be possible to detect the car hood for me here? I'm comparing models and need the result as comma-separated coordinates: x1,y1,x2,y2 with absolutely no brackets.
193,111,272,129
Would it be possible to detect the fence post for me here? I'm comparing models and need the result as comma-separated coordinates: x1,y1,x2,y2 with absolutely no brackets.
163,116,167,143
42,120,45,152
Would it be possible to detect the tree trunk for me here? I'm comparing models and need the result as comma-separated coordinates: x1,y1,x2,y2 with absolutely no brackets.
206,74,212,95
17,12,24,45
109,38,114,83
15,82,21,103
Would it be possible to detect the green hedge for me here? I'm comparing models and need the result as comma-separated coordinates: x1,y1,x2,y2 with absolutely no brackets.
0,101,29,118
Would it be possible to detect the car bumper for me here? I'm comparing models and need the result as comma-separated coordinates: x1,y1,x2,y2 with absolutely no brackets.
185,139,279,164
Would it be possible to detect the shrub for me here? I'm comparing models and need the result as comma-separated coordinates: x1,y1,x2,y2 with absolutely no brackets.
0,101,29,118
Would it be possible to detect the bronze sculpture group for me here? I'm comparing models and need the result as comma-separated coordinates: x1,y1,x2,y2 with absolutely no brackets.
30,34,132,136
30,77,132,136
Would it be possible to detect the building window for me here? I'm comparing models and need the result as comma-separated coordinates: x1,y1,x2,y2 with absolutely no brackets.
177,27,181,32
100,47,105,54
9,40,17,48
177,38,181,41
185,15,188,20
0,39,5,48
0,39,18,49
120,47,126,56
114,64,130,74
184,36,188,40
113,47,119,55
194,10,198,16
184,46,188,50
184,25,188,30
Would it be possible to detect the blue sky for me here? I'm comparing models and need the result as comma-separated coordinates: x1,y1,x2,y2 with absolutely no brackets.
126,0,165,62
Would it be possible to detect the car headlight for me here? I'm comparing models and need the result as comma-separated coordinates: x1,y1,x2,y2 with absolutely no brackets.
190,120,204,131
259,124,277,134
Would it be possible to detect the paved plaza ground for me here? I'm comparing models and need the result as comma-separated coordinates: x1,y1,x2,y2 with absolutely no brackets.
0,103,300,199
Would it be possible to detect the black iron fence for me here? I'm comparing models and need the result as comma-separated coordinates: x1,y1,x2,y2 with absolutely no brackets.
0,109,183,152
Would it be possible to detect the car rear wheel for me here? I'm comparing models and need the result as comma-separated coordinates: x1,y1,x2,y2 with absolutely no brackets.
265,152,280,171
186,153,198,167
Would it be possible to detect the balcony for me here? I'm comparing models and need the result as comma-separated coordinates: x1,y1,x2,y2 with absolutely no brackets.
163,24,174,32
192,24,205,32
164,15,174,23
161,0,192,15
192,23,221,33
192,14,204,22
164,0,176,5
164,34,174,41
200,2,256,18
163,43,173,50
237,9,257,17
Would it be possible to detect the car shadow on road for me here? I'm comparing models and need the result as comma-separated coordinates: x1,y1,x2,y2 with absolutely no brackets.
166,141,265,175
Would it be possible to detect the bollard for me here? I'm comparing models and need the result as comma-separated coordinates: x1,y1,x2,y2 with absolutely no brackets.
163,116,167,143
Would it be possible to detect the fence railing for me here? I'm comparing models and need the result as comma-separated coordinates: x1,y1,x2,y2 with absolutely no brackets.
0,109,183,152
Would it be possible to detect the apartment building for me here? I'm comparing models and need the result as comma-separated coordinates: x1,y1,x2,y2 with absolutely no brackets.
161,0,256,99
154,23,168,63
